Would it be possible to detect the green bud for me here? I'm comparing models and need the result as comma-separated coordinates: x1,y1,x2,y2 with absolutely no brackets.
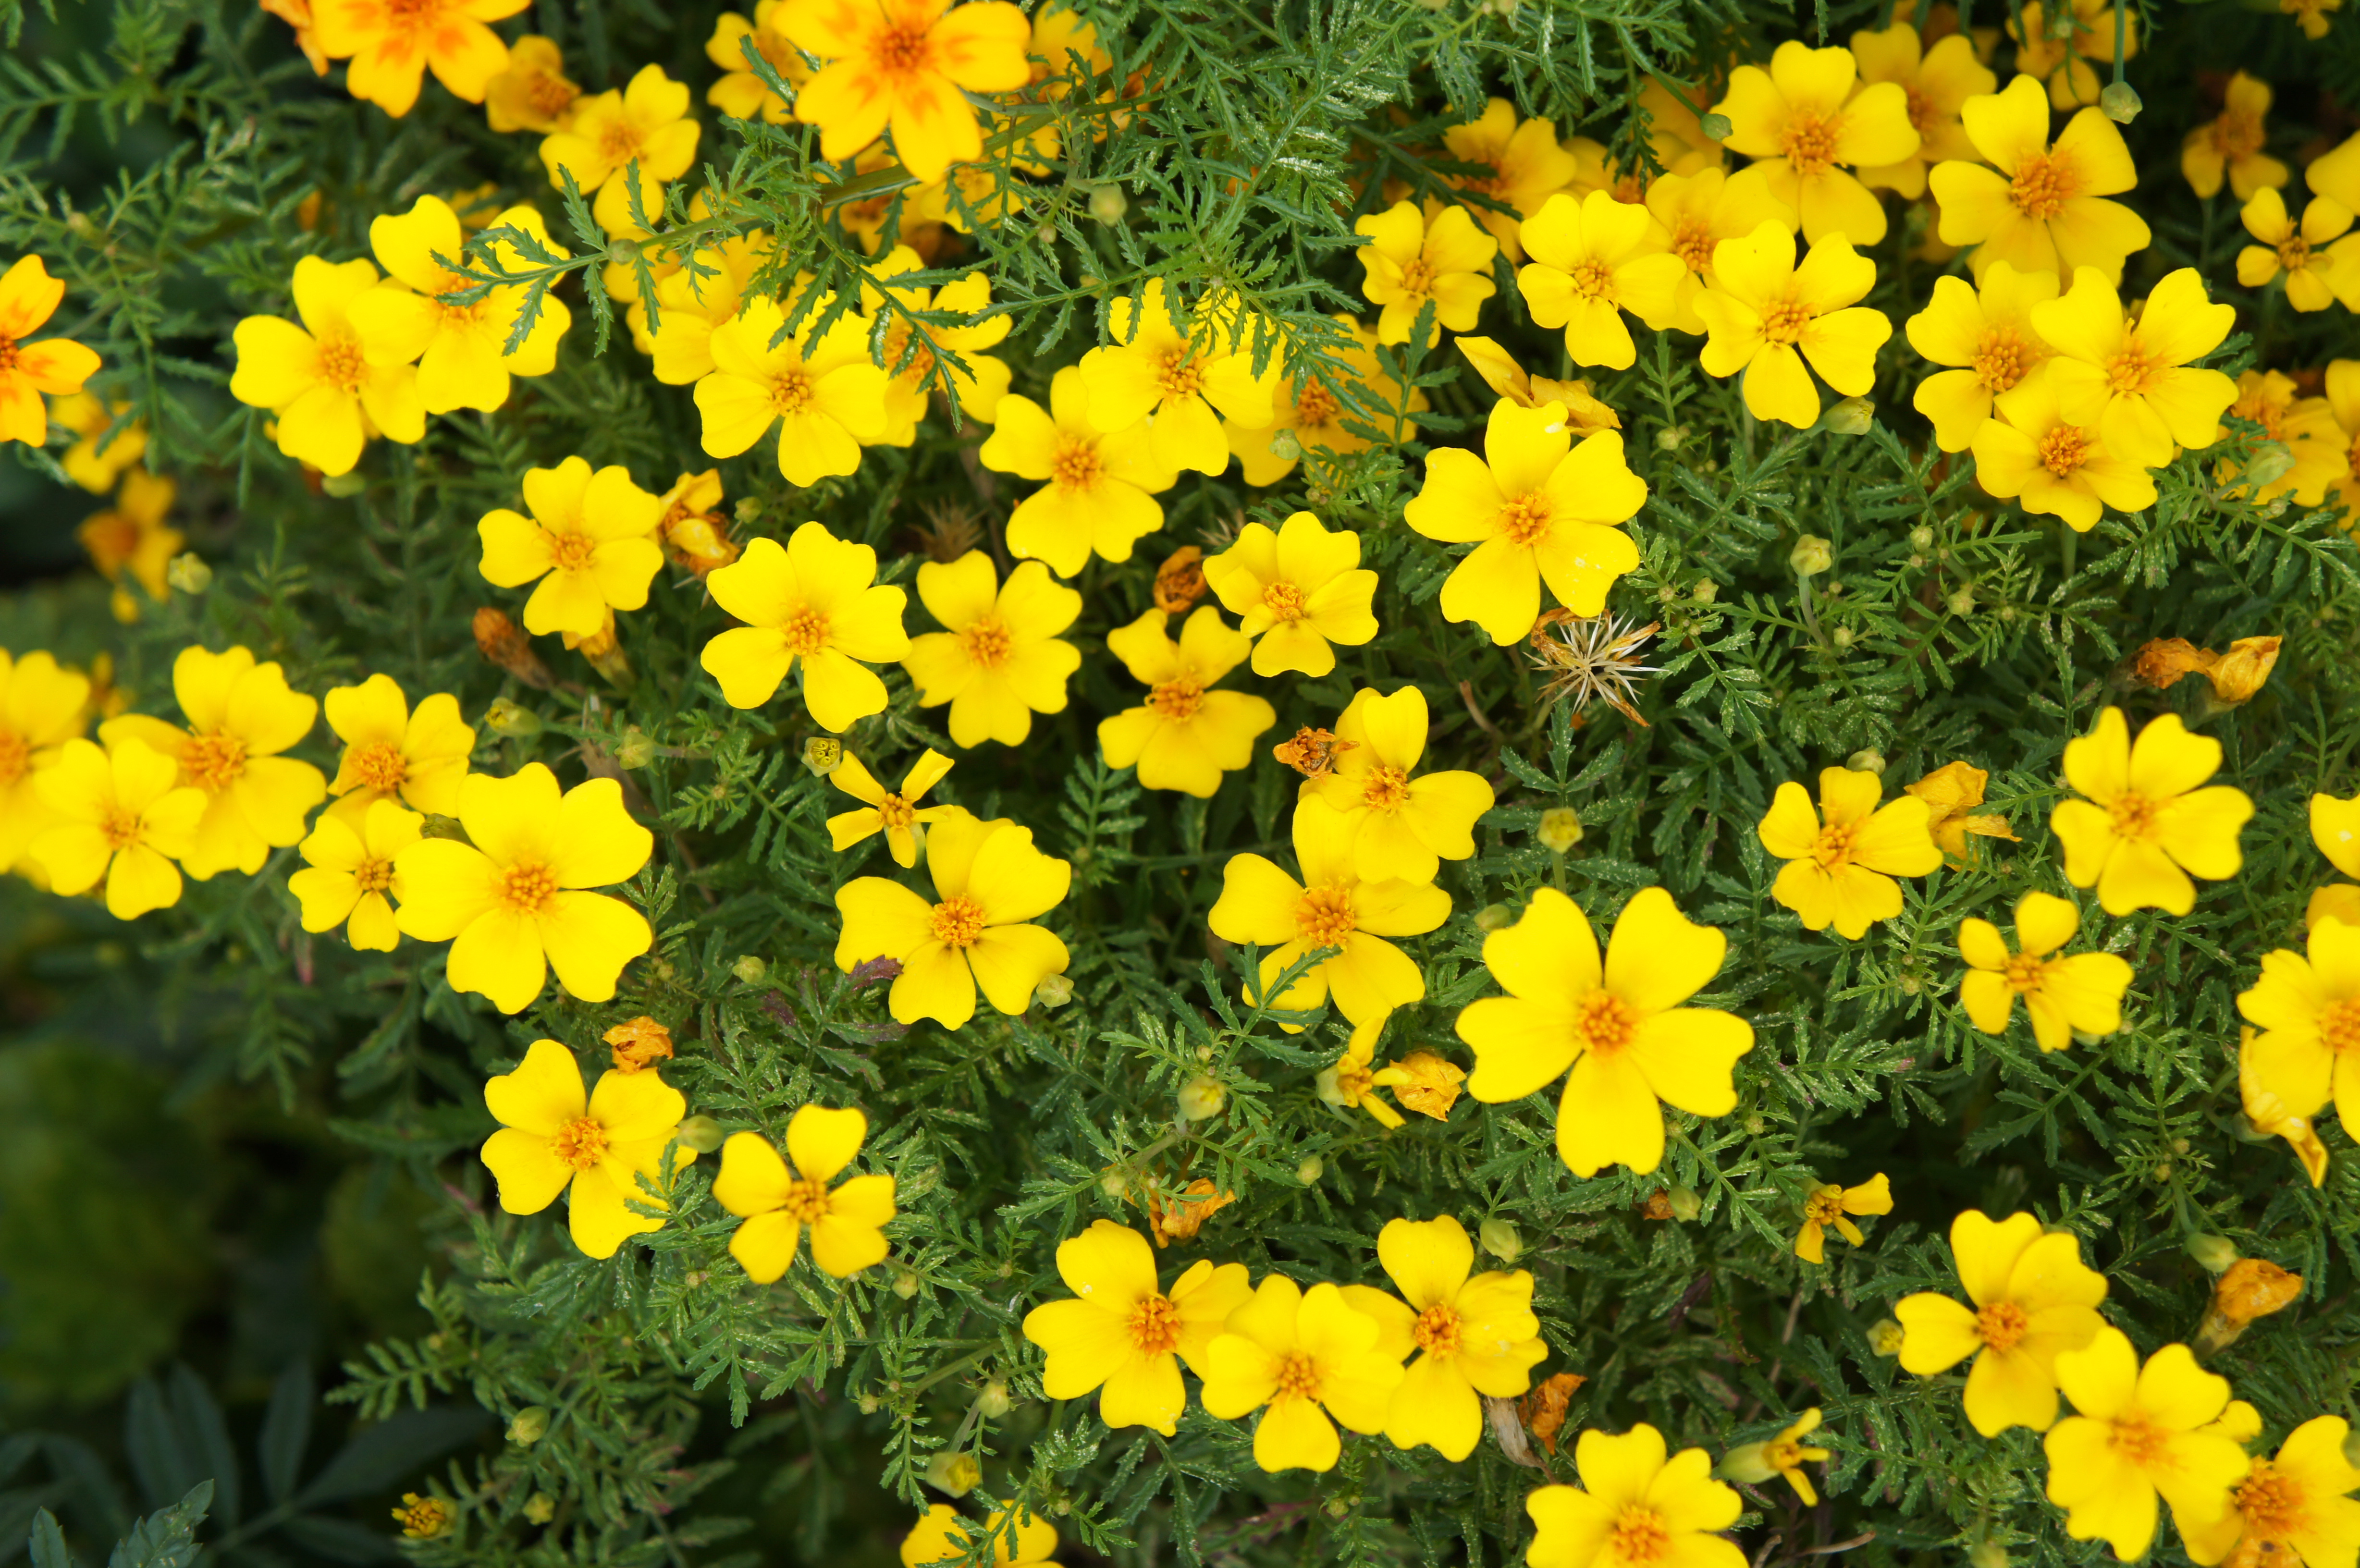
1790,535,1833,577
484,698,541,738
1847,749,1886,775
1693,578,1719,603
1666,1185,1701,1222
1479,1217,1522,1263
1868,1318,1905,1357
976,1379,1012,1418
802,737,844,777
1948,587,1977,617
524,1494,555,1525
2186,1233,2239,1274
1700,111,1733,141
1177,1073,1227,1121
733,955,768,983
1033,973,1074,1008
1473,903,1514,931
893,1266,921,1299
2243,441,2297,490
2099,80,2142,124
507,1406,551,1445
923,1451,982,1496
1536,808,1583,853
1088,183,1128,224
1968,1543,2010,1568
321,470,367,499
165,553,212,594
615,726,656,769
1296,1155,1324,1185
1823,396,1875,436
678,1115,725,1153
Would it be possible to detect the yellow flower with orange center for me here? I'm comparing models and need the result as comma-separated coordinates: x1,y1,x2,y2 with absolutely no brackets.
1969,365,2157,533
1757,766,1941,940
0,255,103,444
1905,260,2057,453
901,552,1082,747
860,245,1014,442
2031,266,2237,469
1958,891,2134,1053
1515,191,1686,370
537,65,702,236
1793,1175,1891,1263
2216,369,2348,506
1298,686,1493,885
827,749,958,868
483,34,579,133
27,736,205,920
1223,316,1426,486
2239,916,2360,1146
479,1039,691,1258
1353,200,1498,345
2237,188,2356,314
1096,606,1276,797
705,1,811,125
1526,1425,1746,1568
290,798,421,953
347,195,572,414
2044,1329,2251,1561
321,673,476,827
477,457,665,640
1710,41,1922,244
1695,220,1890,430
1848,23,1995,198
1202,511,1378,677
1439,98,1584,263
780,0,1032,181
981,366,1178,576
0,649,89,875
1641,168,1797,334
1928,75,2150,283
2006,0,2139,109
1894,1208,2109,1435
1077,279,1278,476
2183,1415,2360,1568
701,524,912,732
712,1104,896,1280
229,256,425,478
1020,1219,1252,1436
2183,72,2288,201
695,293,892,487
308,0,528,116
1719,1408,1835,1503
2050,708,2253,916
1197,1274,1405,1473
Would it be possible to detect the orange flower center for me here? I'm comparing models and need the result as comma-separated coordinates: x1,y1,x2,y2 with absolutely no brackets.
2233,388,2289,439
354,856,394,894
597,117,649,167
871,20,934,78
528,72,577,119
1975,1299,2029,1353
498,862,560,914
2322,998,2360,1056
1294,885,1358,947
1974,327,2033,393
1575,989,1638,1054
317,330,369,393
1050,435,1105,489
929,893,988,947
184,729,249,792
768,366,817,415
429,270,486,326
1671,219,1715,274
2039,423,2091,478
1809,819,1859,873
1273,1350,1323,1399
877,792,917,829
99,804,144,850
2277,234,2314,270
1761,293,1812,346
1147,675,1205,721
960,614,1013,669
778,1176,833,1222
1362,765,1411,812
1570,257,1616,300
1411,1302,1463,1354
0,336,17,372
2003,951,2053,994
1903,86,1937,134
2111,1414,2171,1467
2106,790,2162,841
2008,151,2078,220
1261,580,1307,621
1499,491,1554,545
348,739,408,794
1397,256,1438,300
2104,343,2166,395
884,319,938,385
2207,110,2267,162
0,730,26,787
550,530,600,572
81,513,139,572
780,606,830,655
1292,381,1341,428
1780,108,1841,178
552,1115,609,1170
2236,1461,2305,1540
1155,347,1206,400
1127,1292,1181,1354
1335,1055,1377,1102
1802,1184,1848,1226
1608,1505,1673,1565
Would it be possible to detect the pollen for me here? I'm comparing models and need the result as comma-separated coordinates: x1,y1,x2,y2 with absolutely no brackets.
2235,1461,2306,1541
778,1176,834,1222
0,732,26,787
1570,258,1616,300
1760,294,1812,346
1294,886,1359,947
2322,998,2360,1056
2106,790,2162,841
550,530,600,572
183,730,249,793
2003,951,2053,995
1050,437,1105,489
1260,580,1308,621
878,793,917,829
2277,233,2315,271
348,740,408,795
780,606,830,656
316,332,369,393
1411,1302,1463,1353
1272,1350,1323,1400
2103,344,2165,396
1147,675,1205,721
354,857,394,894
498,862,560,914
960,615,1014,669
2008,151,2077,220
1155,347,1206,399
1575,988,1639,1054
1975,1299,2029,1353
1499,492,1555,545
1362,765,1411,812
1779,109,1841,178
1608,1505,1673,1565
1291,381,1341,429
768,367,817,415
1397,256,1439,300
1801,1184,1848,1227
99,804,144,850
1810,820,1860,873
2109,1414,2171,1468
871,21,933,77
552,1115,610,1170
1974,328,2033,393
1671,219,1715,274
1127,1293,1181,1354
2038,424,2092,478
929,893,989,947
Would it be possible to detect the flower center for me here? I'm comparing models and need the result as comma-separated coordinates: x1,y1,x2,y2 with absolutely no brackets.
184,730,249,793
2111,1414,2171,1467
2008,151,2078,220
1273,1351,1323,1400
1292,381,1340,428
0,336,17,372
597,118,649,166
1761,294,1811,345
884,320,938,384
768,366,816,415
1780,108,1841,178
2039,424,2091,478
1903,87,1936,134
877,793,917,829
1261,580,1307,621
550,530,599,572
1155,347,1206,400
498,862,560,914
99,804,144,850
1294,885,1358,947
2237,1461,2305,1541
1810,820,1859,872
872,21,932,77
1570,257,1616,299
1672,219,1715,274
429,270,485,326
1499,491,1554,545
2003,951,2053,995
1802,1184,1848,1226
1411,1303,1463,1354
960,614,1013,669
354,856,394,894
778,1176,833,1222
1050,435,1105,489
929,893,988,947
2322,998,2360,1055
349,739,408,794
1362,765,1411,813
1335,1055,1376,1101
1974,327,2032,393
1146,675,1205,721
1975,1300,2029,1353
1575,989,1638,1054
1127,1293,1181,1355
528,73,577,118
2278,234,2313,270
780,606,830,655
316,330,368,393
1608,1505,1673,1565
551,1115,609,1170
2107,790,2162,841
2209,111,2266,161
0,731,26,787
2104,343,2165,395
1397,256,1438,299
82,514,139,570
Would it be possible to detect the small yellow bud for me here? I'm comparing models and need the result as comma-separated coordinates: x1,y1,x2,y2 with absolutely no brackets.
893,1266,921,1299
1088,183,1128,223
1474,903,1514,931
1177,1073,1227,1121
1868,1318,1906,1357
1823,396,1874,435
1666,1185,1701,1222
677,1115,725,1153
1296,1155,1324,1185
803,737,844,777
483,697,541,737
1478,1217,1522,1263
977,1380,1013,1418
507,1406,550,1445
1790,536,1833,577
524,1493,555,1525
165,553,212,593
1033,973,1074,1008
615,726,656,769
923,1451,982,1497
733,955,768,983
1846,749,1886,775
1536,808,1584,853
1693,578,1719,603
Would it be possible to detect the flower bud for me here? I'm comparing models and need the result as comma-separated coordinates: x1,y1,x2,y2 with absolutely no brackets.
1536,808,1583,853
1790,535,1833,577
1823,396,1874,435
1296,1155,1324,1185
2243,441,2297,490
483,697,542,737
1846,749,1886,775
1479,1217,1522,1262
1948,587,1977,616
2186,1233,2239,1274
1473,903,1514,931
615,726,656,769
165,553,212,593
1177,1073,1227,1121
1868,1319,1905,1357
858,1391,882,1414
923,1452,982,1497
524,1494,555,1525
473,607,553,689
1968,1542,2010,1568
1693,578,1719,603
1666,1185,1701,1222
677,1115,725,1153
977,1379,1013,1418
1088,183,1128,223
1717,1440,1777,1485
321,470,368,498
1656,424,1688,451
1699,111,1733,141
1832,625,1856,650
1268,430,1303,462
507,1405,551,1445
1909,526,1934,550
803,736,844,777
2099,80,2142,124
1033,973,1074,1008
733,955,768,983
893,1266,921,1299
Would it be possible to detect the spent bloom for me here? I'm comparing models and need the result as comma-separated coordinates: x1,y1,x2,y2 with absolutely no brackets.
1794,1174,1892,1264
2237,917,2360,1142
701,526,912,732
289,799,421,952
981,366,1177,576
308,0,527,116
781,0,1032,182
2050,709,2253,916
827,748,957,868
1020,1219,1252,1436
712,1105,897,1280
901,553,1082,747
1096,607,1277,797
538,65,701,235
1300,685,1494,885
1903,759,2018,865
1525,1425,1746,1568
229,256,424,477
1959,891,2135,1053
1515,190,1685,370
1757,766,1942,940
348,196,571,413
1353,199,1499,345
479,1039,691,1259
28,737,204,920
321,674,476,827
1197,1274,1405,1473
1710,40,1922,244
695,294,891,487
1201,511,1379,677
1078,280,1276,476
2032,267,2238,468
2044,1329,2250,1561
1695,221,1892,430
477,458,665,639
1894,1209,2109,1435
0,256,101,446
1928,75,2150,283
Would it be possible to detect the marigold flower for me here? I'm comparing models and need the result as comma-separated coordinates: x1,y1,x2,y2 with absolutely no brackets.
1223,317,1425,486
2032,267,2237,468
833,808,1070,1028
1849,25,1995,198
900,554,1081,747
1198,1274,1404,1473
636,229,770,380
1200,512,1377,678
1459,886,1751,1177
1969,368,2157,532
902,1503,1057,1568
52,394,146,492
1695,220,1890,430
696,294,891,487
1316,1011,1408,1128
1904,760,2017,865
290,798,420,952
1515,191,1684,371
2237,917,2360,1141
1404,397,1645,645
321,674,475,828
1520,1372,1587,1455
260,0,329,73
1794,1174,1891,1263
1439,98,1581,263
230,256,425,477
2219,373,2347,507
76,467,184,623
393,764,653,1013
479,1039,690,1258
1334,1214,1546,1461
1299,686,1493,885
2006,0,2138,109
1711,41,1921,244
1078,279,1277,477
538,65,701,235
713,1105,896,1280
1905,261,2058,453
603,1016,675,1073
1894,1209,2108,1435
476,457,664,640
1720,1408,1833,1504
701,526,911,731
0,256,101,450
1455,336,1621,429
1642,168,1797,334
99,645,325,881
781,0,1030,181
2236,188,2352,312
2050,708,2252,916
484,34,578,132
310,0,525,115
1958,891,2133,1053
2193,1257,2303,1356
1096,607,1276,797
2191,1418,2360,1568
863,247,1013,441
1526,1425,1746,1568
982,367,1175,576
2311,791,2360,933
27,737,204,919
1209,797,1450,1030
828,748,957,868
348,196,571,414
1153,545,1207,612
0,650,89,874
2044,1329,2249,1561
1020,1219,1252,1435
1758,766,1941,939
1382,1050,1465,1119
1929,75,2149,283
2184,73,2287,202
1353,200,1498,346
706,2,809,124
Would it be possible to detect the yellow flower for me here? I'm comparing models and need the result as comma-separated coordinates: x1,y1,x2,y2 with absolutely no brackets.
2217,370,2349,506
309,0,525,115
1905,260,2057,453
695,293,891,486
321,674,476,828
1299,686,1493,885
713,1105,896,1280
2031,266,2238,468
2238,917,2360,1142
27,737,204,919
0,649,89,874
76,467,183,622
1929,75,2149,282
2007,0,2138,109
2184,1415,2360,1568
1757,766,1941,940
1959,891,2133,1053
393,764,654,1014
1198,1274,1405,1473
538,65,701,235
901,1504,1057,1568
1969,366,2157,533
51,393,146,492
1335,1214,1546,1461
1096,607,1276,797
1403,397,1646,645
1794,1175,1892,1264
1848,24,1996,198
782,0,1030,180
1020,1219,1252,1436
1720,1408,1834,1503
1453,336,1620,430
981,366,1177,576
655,469,739,576
863,246,1014,442
1695,220,1890,430
639,231,773,382
701,526,910,731
290,798,421,952
1202,511,1378,677
1459,887,1750,1177
1711,41,1921,244
99,645,326,881
2050,708,2253,916
705,1,810,125
903,553,1081,746
828,748,957,868
389,1493,451,1539
1642,168,1796,334
2184,73,2288,201
1515,191,1684,370
347,196,571,414
1440,98,1582,263
1526,1425,1746,1568
229,256,425,477
483,34,578,132
1895,1209,2108,1435
2285,0,2342,34
1317,1012,1409,1128
2045,1329,2250,1561
2312,791,2360,932
2242,1026,2332,1185
832,808,1071,1028
479,1039,690,1258
0,256,100,448
1078,279,1277,476
1224,317,1426,485
1353,200,1498,345
477,457,664,640
1904,759,2018,864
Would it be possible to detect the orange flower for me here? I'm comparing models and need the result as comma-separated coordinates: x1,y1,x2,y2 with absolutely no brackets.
1143,1177,1234,1246
781,0,1033,181
310,0,530,117
0,256,101,446
603,1016,676,1073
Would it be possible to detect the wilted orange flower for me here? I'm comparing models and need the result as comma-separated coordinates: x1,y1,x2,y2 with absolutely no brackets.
1521,1372,1588,1455
1144,1177,1234,1246
654,470,739,576
1273,726,1354,781
1153,545,1207,612
2128,635,2282,706
604,1016,676,1073
471,606,554,689
1384,1050,1466,1119
1904,760,2017,864
2195,1258,2304,1354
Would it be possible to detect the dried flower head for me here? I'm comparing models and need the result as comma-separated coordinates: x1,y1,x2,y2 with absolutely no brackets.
908,498,985,563
1380,1049,1466,1119
1154,545,1208,612
472,606,553,689
1273,725,1355,780
1520,1371,1587,1454
1528,610,1660,724
604,1016,676,1073
1144,1176,1234,1245
2195,1257,2304,1353
2127,634,2283,707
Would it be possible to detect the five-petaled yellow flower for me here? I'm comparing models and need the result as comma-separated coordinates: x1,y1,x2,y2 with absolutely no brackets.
712,1105,896,1280
780,0,1032,182
1096,607,1277,797
1794,1175,1891,1264
1078,279,1276,477
1720,1408,1834,1504
2238,917,2360,1142
230,256,425,477
1894,1208,2109,1436
1847,24,1995,198
2182,1415,2360,1568
901,1505,1057,1568
701,526,912,732
477,457,666,640
981,366,1177,576
538,65,702,235
1202,511,1378,677
393,764,654,1014
28,737,204,919
1970,370,2158,533
290,798,421,952
1695,220,1892,430
1300,686,1494,885
1757,766,1942,940
1711,40,1921,245
1515,190,1685,370
2044,1328,2250,1562
1526,1424,1746,1568
1930,75,2150,283
695,294,891,487
901,553,1082,747
2032,267,2237,469
2050,709,2253,916
2183,72,2288,202
863,247,1014,442
2237,188,2354,312
484,34,580,133
1197,1274,1405,1474
0,256,101,446
479,1039,691,1259
321,674,476,828
1905,261,2058,453
349,195,571,413
1459,886,1752,1177
1353,200,1499,346
828,749,957,868
1959,891,2134,1053
1020,1219,1252,1436
705,2,808,125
